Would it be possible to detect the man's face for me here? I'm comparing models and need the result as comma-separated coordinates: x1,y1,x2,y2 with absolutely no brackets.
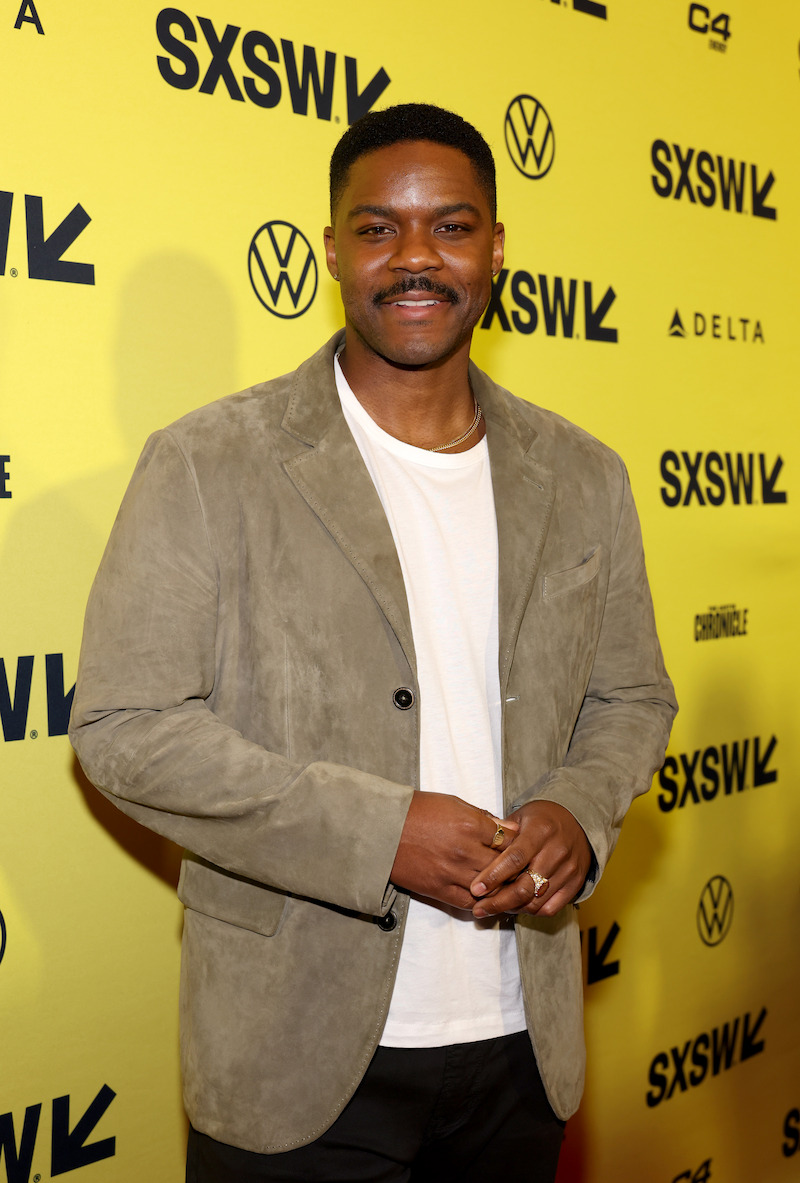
324,141,504,370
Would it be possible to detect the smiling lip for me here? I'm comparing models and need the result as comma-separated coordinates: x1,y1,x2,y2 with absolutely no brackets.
374,280,459,307
382,296,449,317
381,293,450,312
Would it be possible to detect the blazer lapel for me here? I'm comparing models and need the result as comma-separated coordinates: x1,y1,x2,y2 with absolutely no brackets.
278,337,554,687
280,336,417,670
471,364,556,696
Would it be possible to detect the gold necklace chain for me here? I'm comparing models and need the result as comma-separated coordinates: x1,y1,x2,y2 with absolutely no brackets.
427,399,482,452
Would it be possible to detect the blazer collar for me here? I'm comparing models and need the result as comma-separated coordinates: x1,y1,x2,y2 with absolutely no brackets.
280,333,555,689
281,333,418,667
469,363,556,693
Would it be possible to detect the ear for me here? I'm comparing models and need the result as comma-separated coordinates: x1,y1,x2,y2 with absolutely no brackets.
492,222,505,277
323,227,339,279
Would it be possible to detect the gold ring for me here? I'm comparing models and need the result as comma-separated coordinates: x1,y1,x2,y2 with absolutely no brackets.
491,823,505,848
527,869,549,897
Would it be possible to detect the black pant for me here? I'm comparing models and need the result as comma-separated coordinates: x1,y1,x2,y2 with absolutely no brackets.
186,1031,564,1182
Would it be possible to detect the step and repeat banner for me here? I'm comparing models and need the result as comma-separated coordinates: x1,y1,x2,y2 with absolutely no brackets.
2,2,798,1181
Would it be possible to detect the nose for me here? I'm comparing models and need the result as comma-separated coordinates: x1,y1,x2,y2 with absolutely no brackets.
389,225,442,273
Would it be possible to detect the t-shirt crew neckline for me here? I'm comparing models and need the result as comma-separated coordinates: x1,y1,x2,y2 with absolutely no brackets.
333,354,487,470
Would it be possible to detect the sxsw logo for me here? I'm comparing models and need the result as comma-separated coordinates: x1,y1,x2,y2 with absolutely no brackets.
0,193,94,284
0,456,10,499
0,1085,115,1182
248,221,317,318
651,140,776,220
660,451,787,505
0,655,74,742
580,921,620,985
545,0,607,18
646,1008,766,1107
785,1108,800,1158
669,309,764,343
658,734,777,812
156,9,390,123
505,96,555,179
672,1160,713,1183
0,911,6,968
480,270,617,341
697,875,733,946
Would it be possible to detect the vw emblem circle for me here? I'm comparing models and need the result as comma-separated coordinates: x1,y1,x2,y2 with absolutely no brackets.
505,95,555,180
248,220,318,319
697,875,734,946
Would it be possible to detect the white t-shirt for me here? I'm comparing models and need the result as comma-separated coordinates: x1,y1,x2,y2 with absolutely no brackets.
335,356,526,1048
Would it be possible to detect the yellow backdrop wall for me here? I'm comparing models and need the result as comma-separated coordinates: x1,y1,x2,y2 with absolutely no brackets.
2,2,798,1181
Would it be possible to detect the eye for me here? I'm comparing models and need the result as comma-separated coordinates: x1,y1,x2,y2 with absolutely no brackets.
436,222,470,235
358,224,394,237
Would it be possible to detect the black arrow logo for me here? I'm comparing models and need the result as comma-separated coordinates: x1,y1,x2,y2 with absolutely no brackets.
760,454,787,504
584,282,618,342
25,195,95,284
586,921,620,984
50,1084,115,1176
668,309,686,338
751,166,776,221
740,1007,767,1061
0,191,13,275
345,57,390,124
754,735,778,786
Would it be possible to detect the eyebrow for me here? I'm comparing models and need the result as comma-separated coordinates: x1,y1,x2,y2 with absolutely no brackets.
346,201,482,222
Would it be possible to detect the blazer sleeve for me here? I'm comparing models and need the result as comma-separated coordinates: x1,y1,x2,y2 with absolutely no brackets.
69,429,414,918
513,460,677,897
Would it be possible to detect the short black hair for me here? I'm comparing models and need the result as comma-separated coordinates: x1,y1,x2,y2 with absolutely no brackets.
329,102,497,222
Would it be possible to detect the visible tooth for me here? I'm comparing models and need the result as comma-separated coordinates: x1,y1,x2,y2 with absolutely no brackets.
395,300,439,306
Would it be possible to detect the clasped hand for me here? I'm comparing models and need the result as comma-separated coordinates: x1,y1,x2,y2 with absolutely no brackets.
390,791,592,919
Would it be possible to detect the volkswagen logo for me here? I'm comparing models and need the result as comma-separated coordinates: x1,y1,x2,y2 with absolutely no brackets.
505,95,555,179
697,875,733,946
248,220,318,318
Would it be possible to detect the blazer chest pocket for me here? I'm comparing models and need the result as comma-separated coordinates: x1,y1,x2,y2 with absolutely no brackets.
178,853,289,937
542,546,601,600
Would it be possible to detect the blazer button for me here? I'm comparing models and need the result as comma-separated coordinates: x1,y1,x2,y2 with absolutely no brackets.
392,687,415,710
376,910,397,932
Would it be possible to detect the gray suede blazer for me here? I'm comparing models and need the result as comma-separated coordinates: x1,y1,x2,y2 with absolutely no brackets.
70,332,676,1153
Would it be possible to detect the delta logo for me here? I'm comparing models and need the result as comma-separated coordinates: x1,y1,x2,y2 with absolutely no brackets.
668,309,764,343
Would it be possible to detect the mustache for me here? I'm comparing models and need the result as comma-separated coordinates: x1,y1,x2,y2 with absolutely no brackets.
372,276,460,306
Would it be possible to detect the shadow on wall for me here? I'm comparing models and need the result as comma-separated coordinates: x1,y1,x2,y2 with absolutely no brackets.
70,252,240,879
2,253,238,885
554,649,788,1180
72,754,184,890
555,1104,588,1183
113,251,242,450
553,777,670,1183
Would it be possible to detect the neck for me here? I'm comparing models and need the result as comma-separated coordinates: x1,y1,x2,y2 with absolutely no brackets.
338,334,484,453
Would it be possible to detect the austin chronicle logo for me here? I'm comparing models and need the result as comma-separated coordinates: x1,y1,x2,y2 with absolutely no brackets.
248,221,318,318
697,876,733,945
504,96,555,179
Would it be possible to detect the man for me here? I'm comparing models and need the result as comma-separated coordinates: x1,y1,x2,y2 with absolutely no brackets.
70,104,676,1182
